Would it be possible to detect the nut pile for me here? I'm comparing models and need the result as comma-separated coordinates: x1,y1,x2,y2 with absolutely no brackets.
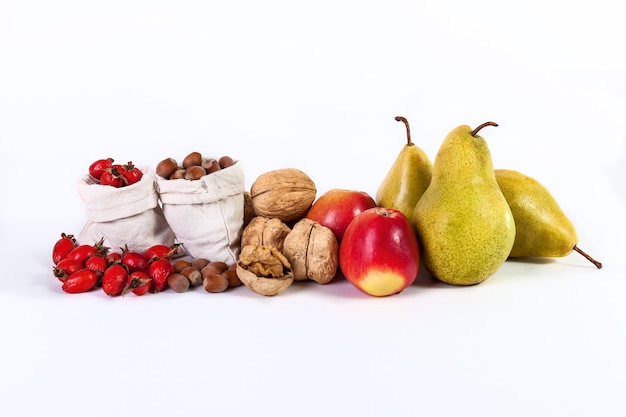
237,168,339,296
171,257,241,293
156,151,237,180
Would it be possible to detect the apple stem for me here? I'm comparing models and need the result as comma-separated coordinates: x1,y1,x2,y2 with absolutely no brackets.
395,116,412,146
471,121,498,137
573,245,603,269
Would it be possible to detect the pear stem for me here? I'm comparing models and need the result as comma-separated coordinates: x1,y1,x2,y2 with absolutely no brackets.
573,245,603,269
395,116,412,145
471,121,499,137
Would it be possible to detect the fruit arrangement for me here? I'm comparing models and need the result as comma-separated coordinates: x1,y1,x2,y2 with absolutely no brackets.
51,122,602,297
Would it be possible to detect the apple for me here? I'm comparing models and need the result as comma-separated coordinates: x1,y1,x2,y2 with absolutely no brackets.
339,207,420,297
306,189,377,244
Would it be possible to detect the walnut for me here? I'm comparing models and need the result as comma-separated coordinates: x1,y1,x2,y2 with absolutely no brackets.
241,216,291,252
236,245,294,296
283,218,339,284
243,191,255,228
250,168,316,222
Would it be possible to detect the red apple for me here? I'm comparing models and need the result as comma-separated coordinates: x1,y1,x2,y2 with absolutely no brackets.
306,189,377,244
339,207,420,297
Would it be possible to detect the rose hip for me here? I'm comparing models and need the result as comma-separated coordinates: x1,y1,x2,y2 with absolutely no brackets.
53,258,82,281
143,244,179,261
62,269,99,293
89,158,114,180
99,166,124,188
121,246,149,273
149,258,174,293
63,237,106,266
52,233,76,265
120,161,143,186
106,252,122,265
123,271,152,296
85,255,107,275
102,264,129,296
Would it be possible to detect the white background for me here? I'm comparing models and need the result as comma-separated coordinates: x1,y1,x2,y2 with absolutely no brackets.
1,1,625,416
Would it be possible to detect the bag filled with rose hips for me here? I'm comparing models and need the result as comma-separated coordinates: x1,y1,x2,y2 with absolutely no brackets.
76,168,176,254
154,158,245,265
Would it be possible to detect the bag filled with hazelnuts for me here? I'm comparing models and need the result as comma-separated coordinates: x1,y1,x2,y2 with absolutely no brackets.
154,152,245,265
76,166,176,253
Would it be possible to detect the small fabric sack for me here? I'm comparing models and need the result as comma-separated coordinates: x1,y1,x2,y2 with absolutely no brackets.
76,170,176,253
155,161,245,265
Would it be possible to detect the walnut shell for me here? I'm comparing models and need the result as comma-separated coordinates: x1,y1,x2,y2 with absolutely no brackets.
237,245,293,296
243,191,255,227
283,218,339,284
236,264,294,296
250,168,316,222
241,216,292,252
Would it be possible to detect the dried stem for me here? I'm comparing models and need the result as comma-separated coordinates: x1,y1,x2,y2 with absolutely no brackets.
395,116,412,146
471,121,498,137
573,245,603,269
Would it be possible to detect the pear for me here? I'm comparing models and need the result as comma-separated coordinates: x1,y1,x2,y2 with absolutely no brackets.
495,169,602,268
412,122,515,286
376,116,433,220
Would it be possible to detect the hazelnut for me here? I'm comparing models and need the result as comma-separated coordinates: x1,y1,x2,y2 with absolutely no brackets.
203,274,229,293
169,168,186,180
201,264,223,278
184,165,207,180
201,158,221,173
156,158,178,179
223,269,242,287
207,261,228,273
172,259,192,273
190,258,210,270
218,155,235,169
182,151,203,169
167,273,190,293
250,168,316,222
180,266,203,287
283,218,339,284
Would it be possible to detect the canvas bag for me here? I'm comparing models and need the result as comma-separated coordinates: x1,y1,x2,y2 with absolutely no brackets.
155,161,245,265
76,169,176,253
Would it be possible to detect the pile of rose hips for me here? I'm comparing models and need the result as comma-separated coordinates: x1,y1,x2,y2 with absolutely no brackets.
52,233,180,295
89,157,143,187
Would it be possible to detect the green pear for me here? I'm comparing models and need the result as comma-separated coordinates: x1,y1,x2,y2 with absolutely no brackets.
495,169,602,268
412,122,515,286
376,116,433,220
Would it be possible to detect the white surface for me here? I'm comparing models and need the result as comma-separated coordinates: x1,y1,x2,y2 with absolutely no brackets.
1,1,625,416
